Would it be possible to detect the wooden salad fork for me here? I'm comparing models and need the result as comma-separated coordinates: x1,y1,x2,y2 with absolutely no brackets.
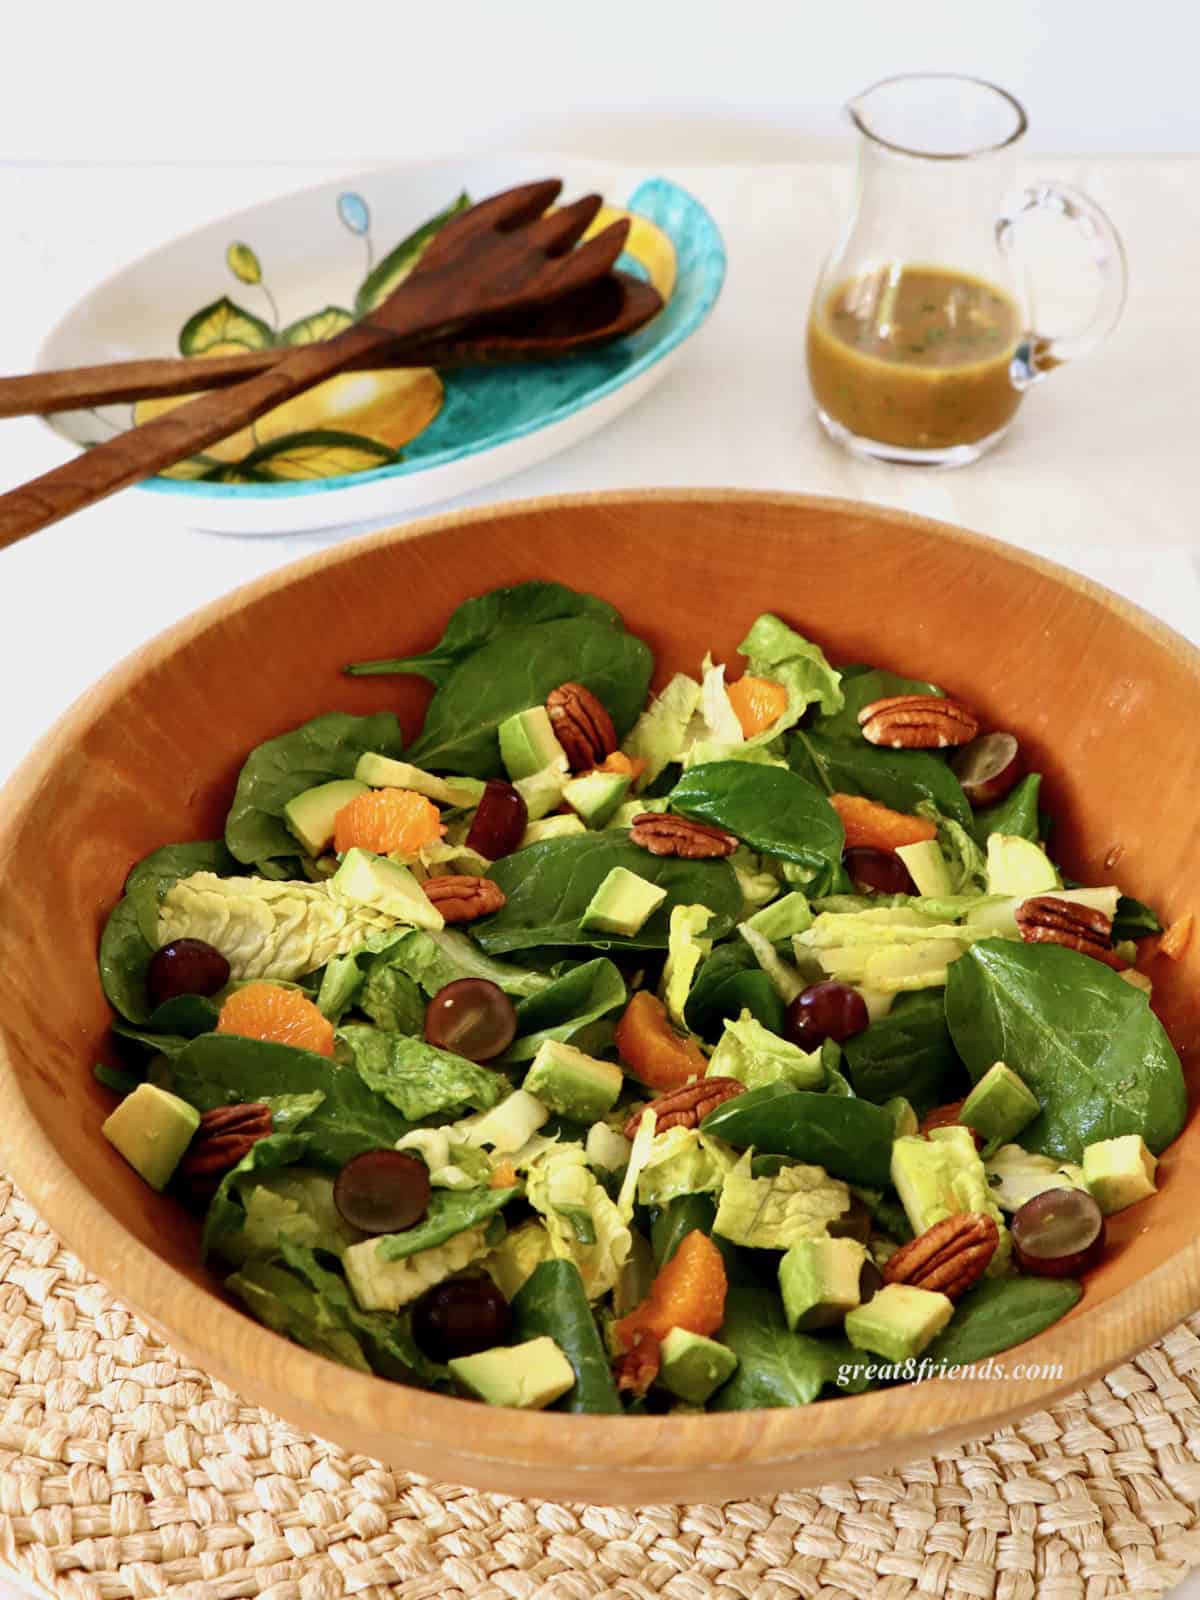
0,179,629,550
0,273,662,418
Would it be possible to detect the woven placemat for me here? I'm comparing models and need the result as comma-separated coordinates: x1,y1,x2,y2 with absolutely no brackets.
4,1177,1200,1600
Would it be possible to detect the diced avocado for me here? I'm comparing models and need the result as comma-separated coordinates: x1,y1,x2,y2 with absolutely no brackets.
101,1082,201,1191
499,707,568,782
882,1097,919,1138
515,759,571,821
964,884,1121,939
562,770,631,827
986,834,1060,897
353,753,483,809
485,1220,557,1300
457,1089,550,1153
520,814,587,848
449,1335,575,1409
744,891,813,941
523,1040,623,1121
778,1237,867,1331
284,777,368,856
332,847,444,930
896,839,953,899
580,867,668,937
658,1327,739,1404
585,1120,631,1171
1082,1134,1158,1214
844,1283,954,1363
621,672,703,790
961,1061,1040,1145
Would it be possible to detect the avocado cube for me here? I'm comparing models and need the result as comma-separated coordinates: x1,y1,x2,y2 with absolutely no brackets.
961,1061,1040,1145
284,777,368,856
519,814,588,848
498,708,568,783
449,1336,575,1409
1082,1134,1158,1214
844,1283,954,1363
986,834,1059,897
580,867,668,937
332,847,444,930
353,752,483,808
895,839,953,898
102,1083,200,1191
778,1237,867,1331
562,770,631,828
658,1327,739,1404
744,891,813,942
523,1040,623,1121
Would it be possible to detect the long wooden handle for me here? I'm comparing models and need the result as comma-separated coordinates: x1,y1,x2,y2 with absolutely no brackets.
0,348,285,415
0,323,385,550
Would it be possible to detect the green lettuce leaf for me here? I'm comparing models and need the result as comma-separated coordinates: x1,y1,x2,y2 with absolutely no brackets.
707,1008,824,1091
374,1184,517,1261
339,1026,505,1121
526,1145,632,1298
661,905,713,1026
738,613,844,728
713,1150,850,1248
635,1126,737,1207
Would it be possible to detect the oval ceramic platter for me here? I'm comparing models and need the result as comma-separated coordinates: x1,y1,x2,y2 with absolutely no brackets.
35,157,725,535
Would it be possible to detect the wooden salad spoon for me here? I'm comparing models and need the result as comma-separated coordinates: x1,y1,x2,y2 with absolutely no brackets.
0,272,663,418
0,179,629,550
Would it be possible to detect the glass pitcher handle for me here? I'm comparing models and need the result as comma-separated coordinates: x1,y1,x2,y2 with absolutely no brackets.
996,182,1127,385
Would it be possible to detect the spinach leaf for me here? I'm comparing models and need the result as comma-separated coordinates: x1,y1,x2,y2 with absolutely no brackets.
375,1185,517,1260
160,1033,411,1165
649,1194,718,1269
511,1260,621,1414
478,834,741,954
971,773,1042,845
923,1276,1081,1367
945,940,1186,1160
344,582,622,686
113,993,221,1057
358,964,425,1032
224,711,405,865
1113,896,1162,941
669,762,843,873
789,730,972,830
711,1284,871,1409
405,618,653,776
812,667,942,742
701,1083,894,1188
99,840,239,1023
94,1062,142,1097
841,990,961,1114
338,1026,505,1120
500,958,627,1064
684,942,786,1039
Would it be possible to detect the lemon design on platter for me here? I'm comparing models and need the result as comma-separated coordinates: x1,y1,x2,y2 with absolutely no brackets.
582,206,677,301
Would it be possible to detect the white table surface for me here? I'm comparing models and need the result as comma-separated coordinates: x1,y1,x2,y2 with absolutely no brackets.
0,156,1198,1598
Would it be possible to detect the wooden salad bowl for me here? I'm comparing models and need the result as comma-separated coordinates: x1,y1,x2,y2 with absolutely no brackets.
0,490,1198,1504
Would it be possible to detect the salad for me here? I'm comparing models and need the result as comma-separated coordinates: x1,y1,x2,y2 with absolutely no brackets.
95,582,1189,1414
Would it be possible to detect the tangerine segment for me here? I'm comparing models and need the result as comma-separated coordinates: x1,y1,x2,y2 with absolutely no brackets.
727,674,789,739
333,787,445,856
615,991,708,1091
216,982,335,1057
597,750,648,783
614,1230,728,1352
829,792,938,851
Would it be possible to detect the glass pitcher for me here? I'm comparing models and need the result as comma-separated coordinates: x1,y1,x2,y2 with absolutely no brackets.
806,73,1127,466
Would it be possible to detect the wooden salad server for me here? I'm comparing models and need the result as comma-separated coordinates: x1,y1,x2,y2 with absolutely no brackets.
0,272,662,418
0,180,630,550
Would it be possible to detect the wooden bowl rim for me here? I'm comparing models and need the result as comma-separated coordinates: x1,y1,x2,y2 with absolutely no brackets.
2,486,1198,1487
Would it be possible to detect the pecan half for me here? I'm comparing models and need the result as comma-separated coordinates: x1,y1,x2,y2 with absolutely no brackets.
423,874,507,923
629,813,738,859
858,694,980,750
623,1076,746,1140
547,682,617,771
1015,895,1126,969
918,1101,984,1151
613,1328,661,1395
883,1212,999,1301
179,1103,273,1201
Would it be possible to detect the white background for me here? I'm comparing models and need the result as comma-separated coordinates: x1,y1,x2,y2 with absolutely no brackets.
2,5,1200,1596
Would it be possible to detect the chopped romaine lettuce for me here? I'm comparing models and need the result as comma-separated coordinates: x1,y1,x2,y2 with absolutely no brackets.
635,1126,738,1207
730,848,783,912
737,613,844,729
713,1150,851,1248
339,1026,504,1121
621,672,702,789
707,1008,824,1091
484,1220,558,1299
738,923,806,1002
525,1145,632,1299
661,904,714,1025
343,1225,492,1312
395,1127,493,1189
983,1144,1088,1212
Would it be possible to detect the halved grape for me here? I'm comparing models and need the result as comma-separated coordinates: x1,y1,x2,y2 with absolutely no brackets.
784,981,869,1051
951,732,1023,807
425,977,517,1062
333,1149,432,1235
412,1276,512,1361
466,779,528,859
1012,1186,1106,1278
828,1195,873,1245
147,938,231,1007
859,1259,884,1305
843,846,915,896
